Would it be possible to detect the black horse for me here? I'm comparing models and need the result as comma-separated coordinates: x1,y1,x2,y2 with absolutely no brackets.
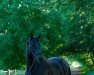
25,34,71,75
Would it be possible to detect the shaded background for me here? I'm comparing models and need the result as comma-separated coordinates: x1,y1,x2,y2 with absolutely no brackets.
0,0,94,74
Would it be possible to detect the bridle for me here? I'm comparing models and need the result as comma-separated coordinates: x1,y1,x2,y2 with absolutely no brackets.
26,38,42,75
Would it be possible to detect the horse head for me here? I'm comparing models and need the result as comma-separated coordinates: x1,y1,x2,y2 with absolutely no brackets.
26,33,42,60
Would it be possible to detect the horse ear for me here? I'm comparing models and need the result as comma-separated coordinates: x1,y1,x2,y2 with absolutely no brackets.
38,33,41,39
31,33,33,38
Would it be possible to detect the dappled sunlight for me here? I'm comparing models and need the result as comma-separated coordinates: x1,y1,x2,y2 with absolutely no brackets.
71,61,81,68
0,0,94,74
61,56,82,68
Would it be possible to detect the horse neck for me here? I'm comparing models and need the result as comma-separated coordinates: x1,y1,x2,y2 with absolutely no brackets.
27,54,34,65
26,56,47,75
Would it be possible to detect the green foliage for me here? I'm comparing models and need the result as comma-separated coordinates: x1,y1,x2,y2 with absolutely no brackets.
0,0,94,70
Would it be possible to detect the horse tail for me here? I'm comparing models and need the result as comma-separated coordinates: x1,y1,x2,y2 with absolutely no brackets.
67,66,71,75
60,58,71,75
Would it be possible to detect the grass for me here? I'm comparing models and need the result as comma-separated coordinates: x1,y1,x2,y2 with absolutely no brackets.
0,70,25,75
84,70,94,75
0,69,94,75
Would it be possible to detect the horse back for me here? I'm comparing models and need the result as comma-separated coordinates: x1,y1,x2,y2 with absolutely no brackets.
47,57,71,75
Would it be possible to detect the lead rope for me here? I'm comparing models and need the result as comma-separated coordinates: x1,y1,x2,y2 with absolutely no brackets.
26,58,35,75
26,51,40,75
26,51,36,75
26,39,42,75
26,40,35,75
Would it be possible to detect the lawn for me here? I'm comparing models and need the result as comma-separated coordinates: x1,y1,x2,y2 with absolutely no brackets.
0,70,25,75
85,70,94,75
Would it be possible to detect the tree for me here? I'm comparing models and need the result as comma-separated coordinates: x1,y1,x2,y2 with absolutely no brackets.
0,0,94,70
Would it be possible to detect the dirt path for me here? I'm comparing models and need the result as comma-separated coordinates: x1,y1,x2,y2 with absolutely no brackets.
71,68,83,75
